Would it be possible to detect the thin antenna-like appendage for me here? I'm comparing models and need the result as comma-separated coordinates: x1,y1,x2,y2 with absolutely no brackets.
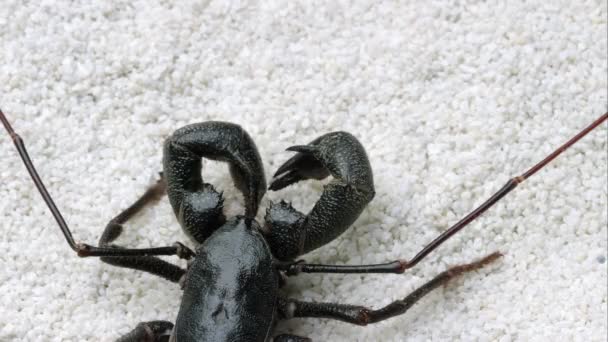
277,112,608,276
0,109,78,251
402,112,608,270
0,109,195,259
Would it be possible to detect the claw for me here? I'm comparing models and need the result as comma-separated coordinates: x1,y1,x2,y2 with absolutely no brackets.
269,142,329,191
270,132,374,193
285,145,317,154
268,170,301,191
266,132,375,260
273,145,317,177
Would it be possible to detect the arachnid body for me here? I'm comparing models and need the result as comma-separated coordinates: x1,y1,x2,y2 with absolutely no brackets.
1,111,606,341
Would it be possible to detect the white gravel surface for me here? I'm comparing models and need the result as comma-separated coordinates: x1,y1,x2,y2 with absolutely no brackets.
0,1,607,341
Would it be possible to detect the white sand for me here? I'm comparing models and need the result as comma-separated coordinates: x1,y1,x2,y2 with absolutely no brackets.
0,1,606,341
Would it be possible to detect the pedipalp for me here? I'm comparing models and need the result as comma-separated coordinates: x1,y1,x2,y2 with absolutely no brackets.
265,131,375,261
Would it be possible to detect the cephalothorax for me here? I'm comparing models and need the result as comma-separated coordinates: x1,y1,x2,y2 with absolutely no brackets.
1,110,606,341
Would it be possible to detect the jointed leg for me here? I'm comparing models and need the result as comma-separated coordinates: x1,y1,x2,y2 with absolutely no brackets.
277,258,406,276
102,174,167,230
273,334,311,342
116,320,174,342
278,252,501,325
99,175,187,283
0,111,197,259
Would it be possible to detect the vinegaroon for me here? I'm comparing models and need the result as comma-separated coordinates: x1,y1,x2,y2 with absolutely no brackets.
1,109,606,341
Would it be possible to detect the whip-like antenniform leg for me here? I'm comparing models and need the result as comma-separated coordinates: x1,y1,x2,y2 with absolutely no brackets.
0,109,195,259
266,131,375,260
277,112,608,274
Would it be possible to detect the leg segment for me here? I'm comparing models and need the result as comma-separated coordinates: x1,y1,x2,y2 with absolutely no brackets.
103,173,167,228
163,122,266,243
277,258,406,276
273,334,312,342
116,320,174,342
266,132,375,260
278,252,501,325
99,175,186,283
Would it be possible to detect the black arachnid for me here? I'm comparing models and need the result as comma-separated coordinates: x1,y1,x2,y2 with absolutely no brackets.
1,110,606,341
